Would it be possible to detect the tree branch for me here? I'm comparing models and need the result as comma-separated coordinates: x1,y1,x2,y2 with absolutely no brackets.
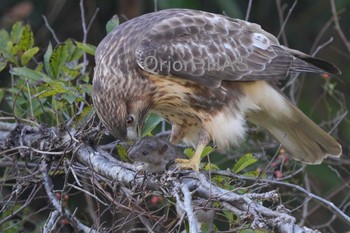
1,121,348,232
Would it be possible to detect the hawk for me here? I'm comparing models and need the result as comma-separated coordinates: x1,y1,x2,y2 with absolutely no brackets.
93,9,342,171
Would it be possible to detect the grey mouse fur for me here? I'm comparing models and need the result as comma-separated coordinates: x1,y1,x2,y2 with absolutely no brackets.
128,136,186,173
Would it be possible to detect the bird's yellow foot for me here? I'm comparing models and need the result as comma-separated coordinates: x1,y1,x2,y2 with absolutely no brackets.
175,157,200,171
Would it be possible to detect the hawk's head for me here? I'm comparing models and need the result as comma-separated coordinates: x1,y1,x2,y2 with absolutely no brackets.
115,98,150,140
92,69,152,140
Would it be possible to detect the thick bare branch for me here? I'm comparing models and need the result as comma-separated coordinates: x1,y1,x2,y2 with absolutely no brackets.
1,121,347,232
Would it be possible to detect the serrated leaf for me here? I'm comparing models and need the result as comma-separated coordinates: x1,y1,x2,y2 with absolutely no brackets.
37,82,71,98
233,153,257,174
106,15,119,34
44,42,53,77
10,22,24,44
116,144,128,162
21,47,39,66
141,113,163,136
50,44,69,78
18,24,34,51
62,66,80,79
75,42,96,56
10,67,51,82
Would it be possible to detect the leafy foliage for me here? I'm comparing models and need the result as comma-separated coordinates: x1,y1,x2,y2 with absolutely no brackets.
0,22,95,126
233,153,258,174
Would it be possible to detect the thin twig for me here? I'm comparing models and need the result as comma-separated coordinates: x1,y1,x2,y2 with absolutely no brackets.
87,8,100,33
329,0,350,53
245,0,253,21
79,0,88,75
42,15,60,44
276,0,298,45
299,172,310,226
40,160,99,233
68,183,108,206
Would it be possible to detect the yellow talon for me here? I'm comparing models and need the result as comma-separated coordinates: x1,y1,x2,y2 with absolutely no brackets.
175,158,200,171
175,143,205,171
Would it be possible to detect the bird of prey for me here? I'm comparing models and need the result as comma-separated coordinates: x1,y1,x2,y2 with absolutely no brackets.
93,9,342,171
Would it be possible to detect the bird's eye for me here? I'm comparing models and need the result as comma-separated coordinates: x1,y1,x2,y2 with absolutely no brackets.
126,115,135,126
142,151,148,156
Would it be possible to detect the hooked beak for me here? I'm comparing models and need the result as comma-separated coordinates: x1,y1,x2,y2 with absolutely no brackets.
126,122,143,140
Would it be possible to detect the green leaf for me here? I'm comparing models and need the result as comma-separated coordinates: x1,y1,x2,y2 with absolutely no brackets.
62,93,78,104
243,170,262,178
35,62,44,72
204,163,219,171
10,67,51,82
18,24,34,51
78,82,92,96
116,144,128,162
106,15,119,34
44,42,53,77
201,146,215,158
183,146,214,159
233,153,258,174
223,210,235,223
21,46,39,66
68,47,84,62
184,148,194,157
80,74,90,83
62,66,80,79
74,105,94,126
10,22,24,44
50,44,69,78
1,45,17,65
65,39,84,62
0,29,10,50
37,82,72,98
141,113,163,136
75,42,96,56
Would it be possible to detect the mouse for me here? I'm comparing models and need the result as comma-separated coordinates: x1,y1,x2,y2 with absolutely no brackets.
128,136,187,173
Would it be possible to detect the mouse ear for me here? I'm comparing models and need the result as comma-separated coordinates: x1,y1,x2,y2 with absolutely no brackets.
158,144,168,155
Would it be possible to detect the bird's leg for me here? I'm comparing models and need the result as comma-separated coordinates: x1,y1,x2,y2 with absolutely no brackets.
175,129,210,171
